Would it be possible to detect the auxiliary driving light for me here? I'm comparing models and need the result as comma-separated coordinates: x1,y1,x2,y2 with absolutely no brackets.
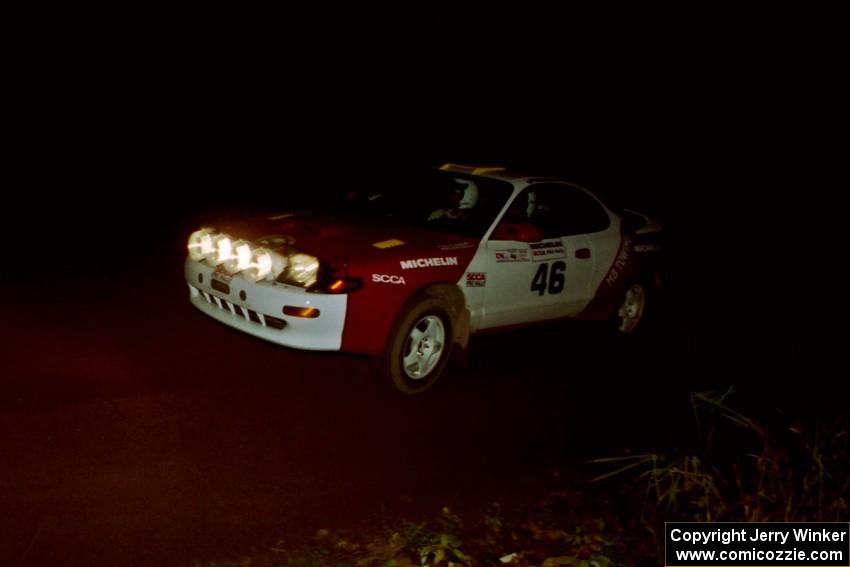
223,239,252,272
187,228,216,261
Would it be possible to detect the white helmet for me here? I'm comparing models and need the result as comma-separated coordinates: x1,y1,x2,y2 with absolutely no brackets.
455,179,479,210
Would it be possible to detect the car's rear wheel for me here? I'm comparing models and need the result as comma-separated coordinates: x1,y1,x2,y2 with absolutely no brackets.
615,282,648,334
377,296,454,395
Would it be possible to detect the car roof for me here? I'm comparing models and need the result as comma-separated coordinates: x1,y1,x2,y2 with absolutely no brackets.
438,163,561,186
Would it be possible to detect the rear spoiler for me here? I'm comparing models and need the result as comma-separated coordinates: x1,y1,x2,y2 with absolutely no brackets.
439,163,506,175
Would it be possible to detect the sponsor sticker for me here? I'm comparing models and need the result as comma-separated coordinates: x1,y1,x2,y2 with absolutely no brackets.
465,272,486,287
371,274,406,284
530,239,566,262
605,235,632,287
372,239,406,249
494,249,530,263
399,257,459,270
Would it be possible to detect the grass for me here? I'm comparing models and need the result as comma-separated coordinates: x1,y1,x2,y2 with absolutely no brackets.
192,387,849,566
190,484,644,566
592,387,849,531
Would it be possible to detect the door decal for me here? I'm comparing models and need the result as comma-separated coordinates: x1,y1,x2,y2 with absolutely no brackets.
530,261,566,296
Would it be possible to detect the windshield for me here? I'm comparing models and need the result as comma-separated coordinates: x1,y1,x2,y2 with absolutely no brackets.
328,169,515,238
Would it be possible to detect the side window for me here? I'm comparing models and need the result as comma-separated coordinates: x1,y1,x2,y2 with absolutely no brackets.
527,184,610,237
502,187,538,224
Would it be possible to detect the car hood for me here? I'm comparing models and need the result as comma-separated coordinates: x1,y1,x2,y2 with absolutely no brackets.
221,210,480,270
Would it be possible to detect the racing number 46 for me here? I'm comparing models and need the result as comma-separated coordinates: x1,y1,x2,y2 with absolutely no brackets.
531,261,566,296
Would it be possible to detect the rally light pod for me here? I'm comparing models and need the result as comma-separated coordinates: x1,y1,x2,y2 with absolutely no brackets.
207,234,233,266
187,228,216,261
222,239,252,273
244,248,287,282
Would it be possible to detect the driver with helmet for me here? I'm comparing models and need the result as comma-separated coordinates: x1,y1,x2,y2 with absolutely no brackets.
428,178,479,221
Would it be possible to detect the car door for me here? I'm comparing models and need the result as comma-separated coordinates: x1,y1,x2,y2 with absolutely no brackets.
478,183,609,329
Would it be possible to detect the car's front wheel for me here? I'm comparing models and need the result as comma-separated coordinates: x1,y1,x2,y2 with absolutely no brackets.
376,296,454,395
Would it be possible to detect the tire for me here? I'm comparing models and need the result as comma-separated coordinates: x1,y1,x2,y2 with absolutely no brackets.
613,281,649,335
376,296,454,395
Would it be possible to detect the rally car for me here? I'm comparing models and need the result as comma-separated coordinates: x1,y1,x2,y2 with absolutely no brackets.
184,164,663,394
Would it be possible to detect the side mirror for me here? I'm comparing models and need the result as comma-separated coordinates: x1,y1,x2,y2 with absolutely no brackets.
491,222,545,243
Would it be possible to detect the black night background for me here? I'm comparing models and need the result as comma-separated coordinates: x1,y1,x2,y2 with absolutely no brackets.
2,9,845,566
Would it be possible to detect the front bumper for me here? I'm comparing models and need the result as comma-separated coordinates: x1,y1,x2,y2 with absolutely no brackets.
184,259,346,351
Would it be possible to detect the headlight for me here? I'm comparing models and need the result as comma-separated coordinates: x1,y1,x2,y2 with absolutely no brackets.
187,228,216,261
281,253,320,287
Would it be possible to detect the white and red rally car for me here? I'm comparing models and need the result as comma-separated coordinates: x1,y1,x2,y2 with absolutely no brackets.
184,164,663,393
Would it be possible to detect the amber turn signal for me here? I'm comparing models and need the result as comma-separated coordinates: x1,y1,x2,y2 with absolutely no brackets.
282,306,320,318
